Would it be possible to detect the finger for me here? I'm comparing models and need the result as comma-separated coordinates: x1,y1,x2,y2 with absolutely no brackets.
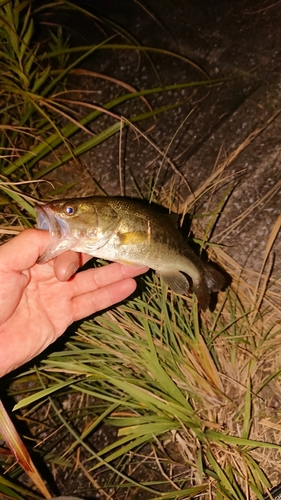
54,252,97,281
70,262,148,296
0,229,50,272
54,250,82,281
72,278,137,321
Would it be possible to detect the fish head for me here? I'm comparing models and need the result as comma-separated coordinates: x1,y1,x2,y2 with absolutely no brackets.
36,197,121,264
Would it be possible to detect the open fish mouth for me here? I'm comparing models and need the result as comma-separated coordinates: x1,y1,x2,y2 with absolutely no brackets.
35,205,77,263
35,205,69,239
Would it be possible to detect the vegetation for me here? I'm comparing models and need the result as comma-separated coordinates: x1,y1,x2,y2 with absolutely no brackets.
1,1,281,499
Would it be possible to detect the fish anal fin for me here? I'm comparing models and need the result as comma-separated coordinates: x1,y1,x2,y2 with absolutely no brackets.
118,231,149,245
160,271,190,295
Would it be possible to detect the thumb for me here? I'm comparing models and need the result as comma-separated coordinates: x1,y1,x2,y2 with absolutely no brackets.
0,229,50,272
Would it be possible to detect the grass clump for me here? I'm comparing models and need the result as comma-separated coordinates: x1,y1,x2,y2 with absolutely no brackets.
0,0,211,228
10,258,281,500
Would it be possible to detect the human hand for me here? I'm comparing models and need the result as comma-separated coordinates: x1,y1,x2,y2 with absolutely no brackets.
0,229,147,376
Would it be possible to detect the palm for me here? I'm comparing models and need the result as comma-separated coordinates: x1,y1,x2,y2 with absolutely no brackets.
9,263,77,342
0,261,88,373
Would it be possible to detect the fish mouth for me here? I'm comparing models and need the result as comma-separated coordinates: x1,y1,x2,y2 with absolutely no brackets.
35,205,77,264
35,205,69,239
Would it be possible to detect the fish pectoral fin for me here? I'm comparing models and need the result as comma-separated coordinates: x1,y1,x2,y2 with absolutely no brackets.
117,231,149,245
160,271,190,295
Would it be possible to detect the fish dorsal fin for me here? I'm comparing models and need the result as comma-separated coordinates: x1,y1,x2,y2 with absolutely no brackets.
159,271,190,295
166,212,179,226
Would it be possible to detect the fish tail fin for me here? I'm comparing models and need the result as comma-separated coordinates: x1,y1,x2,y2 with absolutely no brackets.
203,262,225,293
193,263,225,311
193,278,211,311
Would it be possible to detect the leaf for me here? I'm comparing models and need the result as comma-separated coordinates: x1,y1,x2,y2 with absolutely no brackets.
13,380,77,410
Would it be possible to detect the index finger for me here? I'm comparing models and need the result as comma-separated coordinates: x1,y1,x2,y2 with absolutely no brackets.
70,262,149,297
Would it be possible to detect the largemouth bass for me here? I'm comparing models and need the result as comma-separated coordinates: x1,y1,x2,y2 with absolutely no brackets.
36,196,225,310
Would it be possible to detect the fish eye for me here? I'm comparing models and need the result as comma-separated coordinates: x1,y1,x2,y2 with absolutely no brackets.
64,204,76,216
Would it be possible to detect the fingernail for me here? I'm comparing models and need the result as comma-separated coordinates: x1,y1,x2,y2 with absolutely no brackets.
64,263,78,281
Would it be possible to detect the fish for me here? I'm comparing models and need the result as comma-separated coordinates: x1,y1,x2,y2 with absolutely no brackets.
35,196,225,310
